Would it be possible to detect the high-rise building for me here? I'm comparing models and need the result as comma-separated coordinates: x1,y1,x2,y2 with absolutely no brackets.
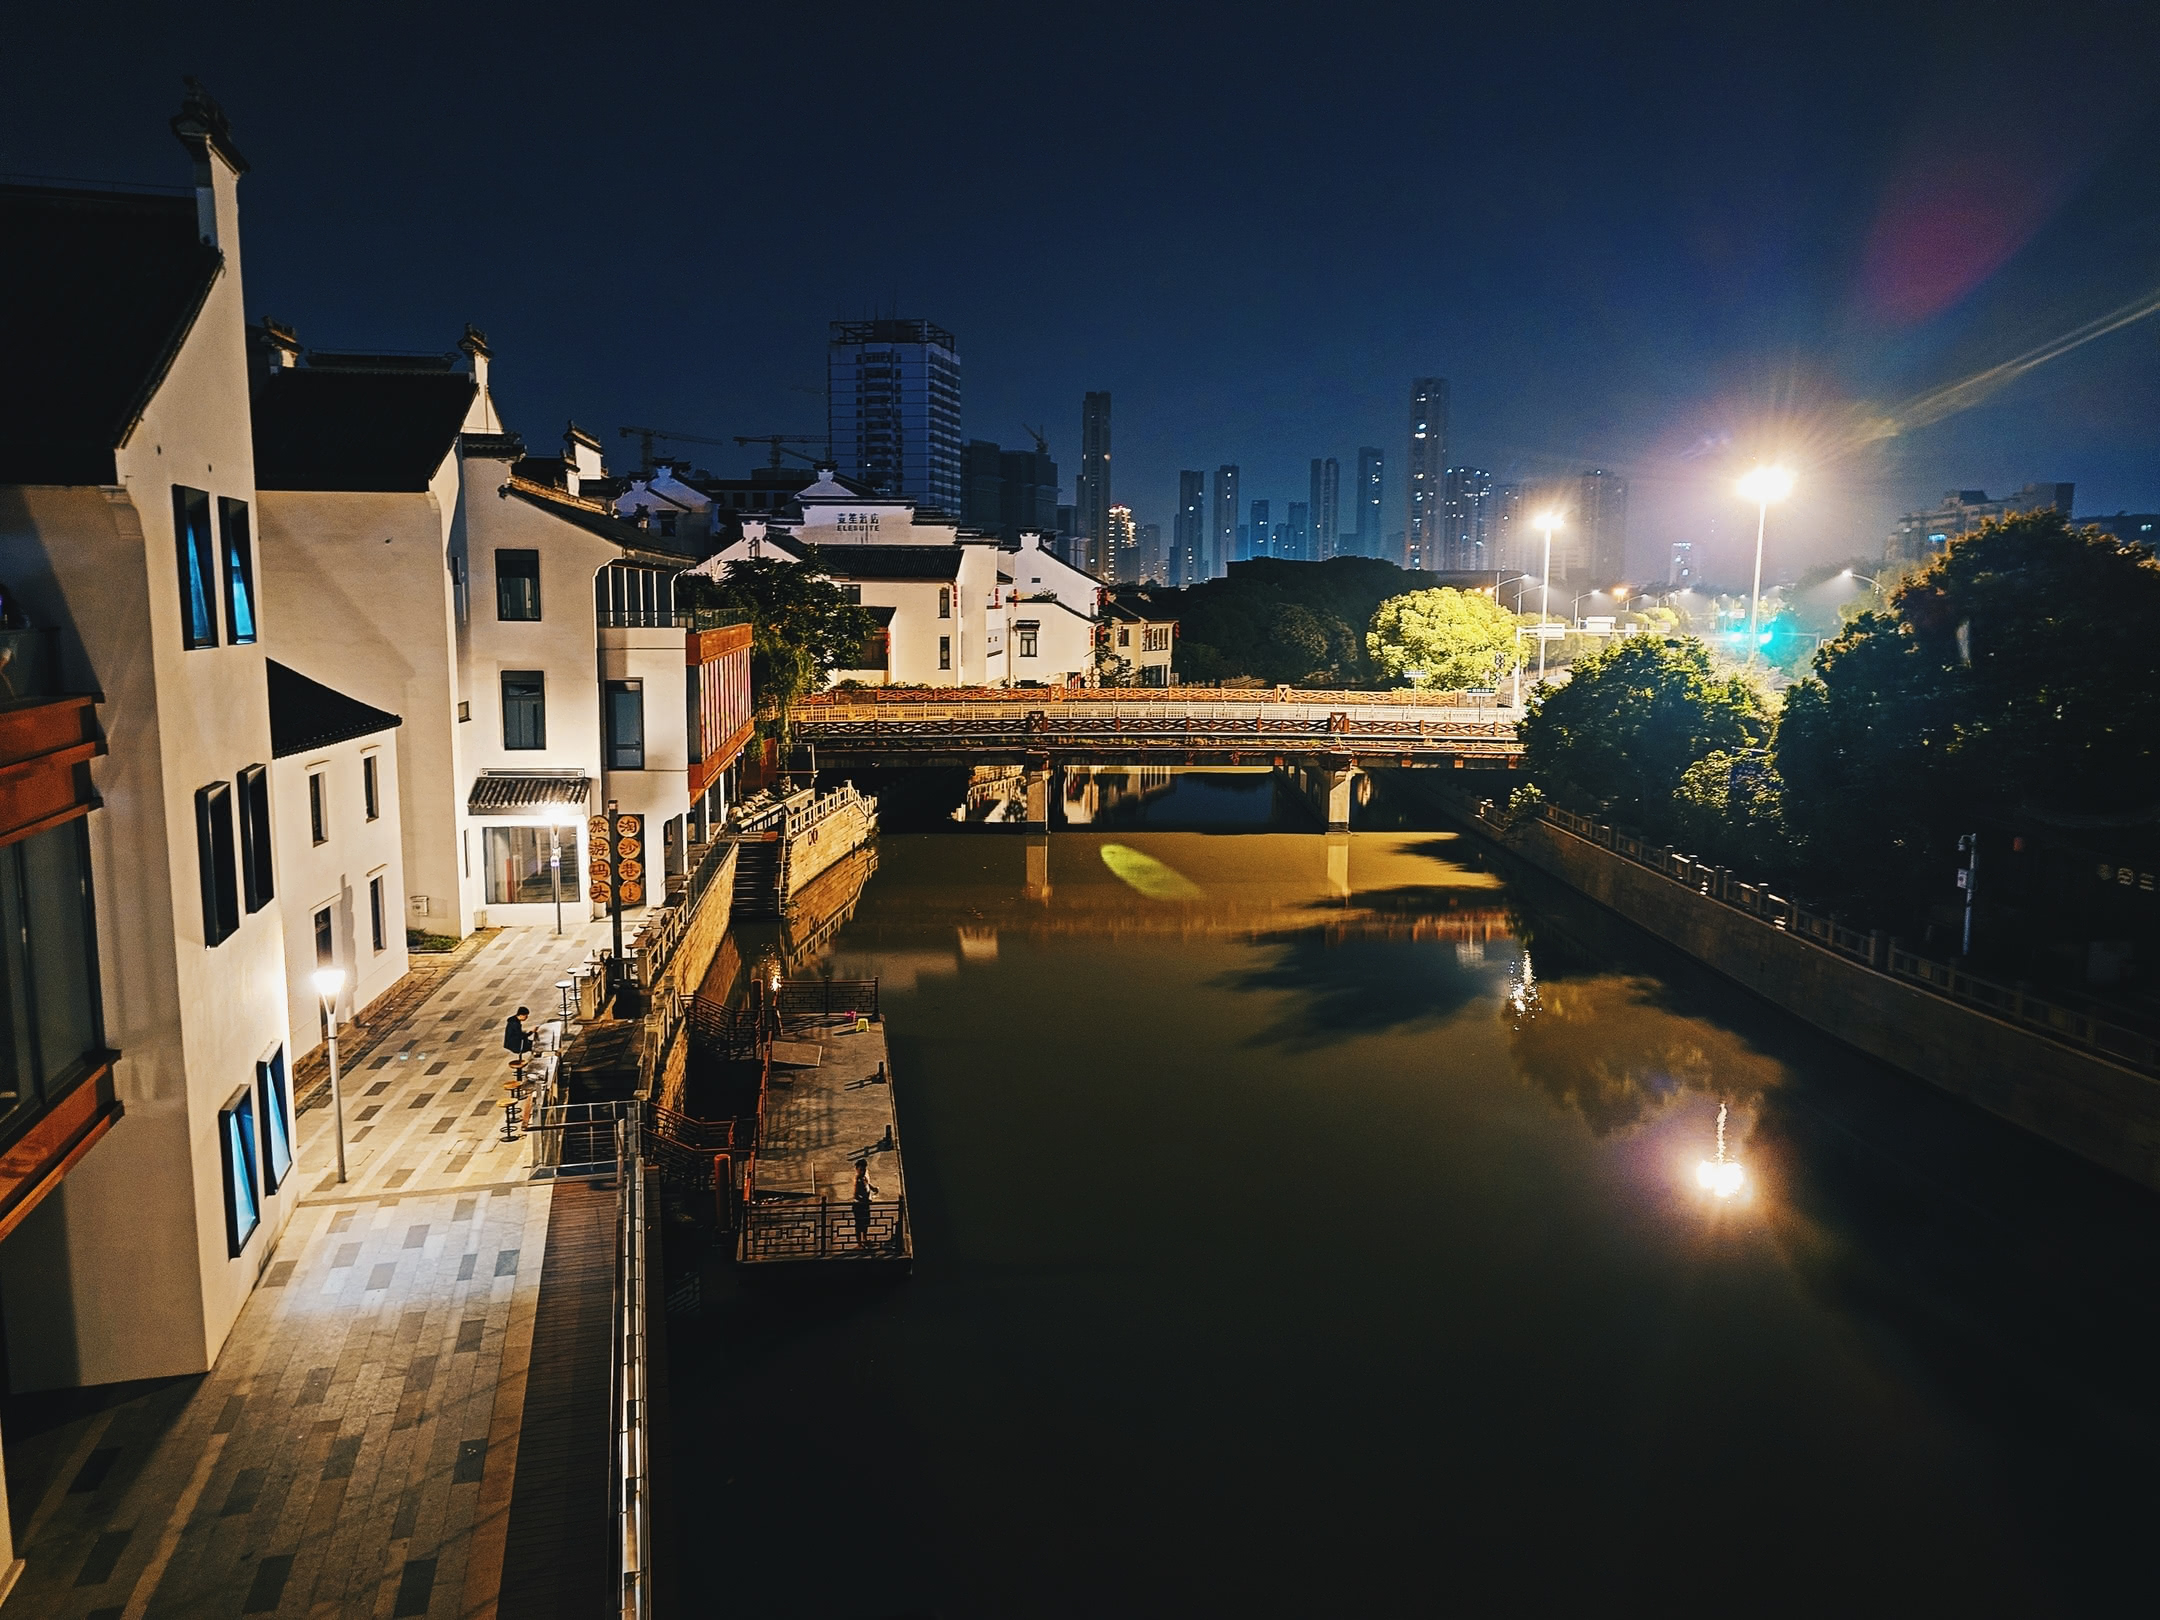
1212,465,1240,579
1578,468,1628,583
1668,540,1694,587
1355,447,1384,556
1310,458,1341,559
1076,391,1112,573
963,439,1004,531
963,438,1059,538
1104,503,1138,581
1173,471,1206,587
1286,501,1312,562
1405,378,1449,569
828,318,962,513
1442,467,1494,570
1491,483,1526,577
1248,498,1271,561
1138,522,1164,583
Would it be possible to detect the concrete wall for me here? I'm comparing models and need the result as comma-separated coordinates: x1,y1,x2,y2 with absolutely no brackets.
274,731,408,1065
1499,812,2160,1191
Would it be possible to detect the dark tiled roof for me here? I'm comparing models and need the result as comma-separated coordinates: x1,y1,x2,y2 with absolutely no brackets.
810,544,964,581
252,368,476,492
266,660,402,758
1101,599,1171,623
501,480,710,563
0,184,223,486
467,771,591,815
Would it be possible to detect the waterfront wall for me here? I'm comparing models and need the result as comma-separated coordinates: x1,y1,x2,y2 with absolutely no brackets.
1464,800,2160,1192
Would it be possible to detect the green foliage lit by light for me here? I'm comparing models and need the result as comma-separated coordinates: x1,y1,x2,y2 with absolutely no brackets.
1366,588,1523,688
681,556,875,752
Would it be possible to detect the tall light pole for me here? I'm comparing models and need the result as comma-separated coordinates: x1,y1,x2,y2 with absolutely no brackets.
1737,466,1793,668
312,967,348,1184
1537,513,1563,681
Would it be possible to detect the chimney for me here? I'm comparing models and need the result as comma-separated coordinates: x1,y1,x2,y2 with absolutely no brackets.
458,325,501,433
564,422,605,494
169,77,247,251
252,318,302,372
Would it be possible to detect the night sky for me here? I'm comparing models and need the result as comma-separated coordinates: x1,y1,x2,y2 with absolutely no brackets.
9,1,2156,583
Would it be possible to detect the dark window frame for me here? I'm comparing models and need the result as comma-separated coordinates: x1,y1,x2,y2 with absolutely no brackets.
362,753,380,821
219,496,258,645
369,874,386,952
501,671,546,750
257,1047,292,1194
196,782,240,946
238,764,274,912
173,485,218,649
606,679,645,770
495,549,542,621
938,635,951,671
218,1085,260,1256
308,770,327,845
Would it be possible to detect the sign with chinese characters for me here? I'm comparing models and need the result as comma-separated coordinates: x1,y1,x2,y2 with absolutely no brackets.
589,812,646,908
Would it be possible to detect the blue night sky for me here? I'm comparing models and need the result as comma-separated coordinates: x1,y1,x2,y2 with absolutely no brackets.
8,0,2156,584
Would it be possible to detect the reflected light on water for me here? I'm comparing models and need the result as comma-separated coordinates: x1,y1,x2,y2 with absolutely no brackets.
1696,1100,1746,1199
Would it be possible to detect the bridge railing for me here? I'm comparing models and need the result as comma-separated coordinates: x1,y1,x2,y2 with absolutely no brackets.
802,684,1490,707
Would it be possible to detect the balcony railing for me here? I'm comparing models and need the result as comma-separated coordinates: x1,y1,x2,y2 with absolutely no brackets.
596,607,754,631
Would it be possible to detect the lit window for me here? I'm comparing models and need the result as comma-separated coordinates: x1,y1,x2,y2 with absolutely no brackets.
219,1087,260,1256
220,497,257,643
258,1048,292,1194
174,486,218,648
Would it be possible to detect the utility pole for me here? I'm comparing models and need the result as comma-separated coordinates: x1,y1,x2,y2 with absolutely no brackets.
607,798,625,991
1958,832,1978,956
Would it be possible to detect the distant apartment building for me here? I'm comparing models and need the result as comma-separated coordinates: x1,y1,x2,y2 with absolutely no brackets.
1104,503,1138,581
1248,499,1272,562
1354,447,1385,557
1076,392,1112,574
1442,467,1494,570
1173,471,1207,586
2079,512,2159,546
961,437,1059,540
1887,483,2075,564
1579,468,1629,583
1405,378,1450,569
1137,522,1164,584
1212,465,1241,580
1669,539,1695,587
1310,458,1341,559
1286,502,1312,562
828,318,963,514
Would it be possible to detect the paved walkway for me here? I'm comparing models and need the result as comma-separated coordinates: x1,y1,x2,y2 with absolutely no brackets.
1,920,616,1620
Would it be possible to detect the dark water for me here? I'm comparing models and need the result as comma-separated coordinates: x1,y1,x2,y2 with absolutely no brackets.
668,772,2160,1618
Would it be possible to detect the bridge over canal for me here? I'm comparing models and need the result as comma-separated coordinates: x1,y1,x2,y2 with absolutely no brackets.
794,692,1521,828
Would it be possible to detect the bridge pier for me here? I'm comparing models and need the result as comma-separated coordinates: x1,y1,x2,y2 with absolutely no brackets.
1022,764,1053,831
1280,762,1357,830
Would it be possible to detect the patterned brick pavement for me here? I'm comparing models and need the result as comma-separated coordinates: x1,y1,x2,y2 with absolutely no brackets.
1,919,617,1620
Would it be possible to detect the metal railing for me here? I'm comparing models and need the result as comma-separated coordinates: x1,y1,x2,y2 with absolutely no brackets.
610,1109,651,1620
1512,802,2160,1076
777,978,880,1020
740,1197,908,1260
799,683,1488,707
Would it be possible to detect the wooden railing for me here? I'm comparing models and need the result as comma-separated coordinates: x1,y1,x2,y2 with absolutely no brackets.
1506,802,2160,1076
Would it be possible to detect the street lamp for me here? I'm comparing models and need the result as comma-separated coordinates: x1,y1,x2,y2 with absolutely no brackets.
1839,568,1882,591
312,966,348,1184
546,812,579,936
1736,465,1793,668
1536,512,1564,680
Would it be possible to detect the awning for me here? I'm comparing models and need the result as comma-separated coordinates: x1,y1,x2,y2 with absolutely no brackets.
467,770,591,816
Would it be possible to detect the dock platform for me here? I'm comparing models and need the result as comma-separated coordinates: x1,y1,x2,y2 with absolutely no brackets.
740,1010,912,1269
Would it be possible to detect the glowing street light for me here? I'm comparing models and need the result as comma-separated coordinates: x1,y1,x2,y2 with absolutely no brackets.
1536,512,1564,680
1838,568,1882,591
312,966,349,1184
1736,466,1793,668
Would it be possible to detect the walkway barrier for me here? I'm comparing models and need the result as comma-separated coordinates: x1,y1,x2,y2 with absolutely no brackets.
1514,802,2160,1076
776,977,880,1021
610,1108,651,1620
739,1197,908,1260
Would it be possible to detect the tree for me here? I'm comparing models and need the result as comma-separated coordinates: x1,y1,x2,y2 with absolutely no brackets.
1367,588,1522,688
1777,510,2160,898
681,557,875,754
1517,635,1771,836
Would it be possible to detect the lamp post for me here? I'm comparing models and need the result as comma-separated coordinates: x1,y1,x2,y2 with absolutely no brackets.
547,816,567,936
312,966,348,1184
1840,569,1881,591
1737,466,1794,668
1537,513,1563,680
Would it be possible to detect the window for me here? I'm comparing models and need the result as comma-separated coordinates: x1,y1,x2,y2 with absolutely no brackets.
606,680,645,770
451,552,469,623
363,754,380,821
238,764,274,912
496,549,541,620
219,1087,260,1256
369,874,386,952
937,586,951,620
313,906,333,966
219,497,257,644
173,485,217,648
1017,623,1039,659
258,1048,292,1194
308,771,327,845
0,821,106,1128
938,635,951,671
196,782,240,946
458,700,471,722
484,826,556,905
837,584,862,604
1117,626,1130,647
685,667,703,764
501,672,546,749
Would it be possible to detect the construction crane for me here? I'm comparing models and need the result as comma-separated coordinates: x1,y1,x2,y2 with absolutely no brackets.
733,433,830,469
1023,424,1049,457
617,425,733,474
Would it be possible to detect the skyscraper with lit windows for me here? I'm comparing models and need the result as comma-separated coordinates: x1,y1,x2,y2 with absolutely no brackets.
1405,378,1449,569
827,318,962,513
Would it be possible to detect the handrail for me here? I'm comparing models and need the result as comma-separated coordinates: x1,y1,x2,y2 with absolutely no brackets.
1505,802,2160,1076
611,1105,651,1620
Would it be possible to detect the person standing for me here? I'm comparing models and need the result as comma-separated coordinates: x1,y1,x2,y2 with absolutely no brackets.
851,1158,877,1250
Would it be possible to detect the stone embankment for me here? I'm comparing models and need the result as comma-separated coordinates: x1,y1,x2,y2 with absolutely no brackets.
1452,794,2160,1192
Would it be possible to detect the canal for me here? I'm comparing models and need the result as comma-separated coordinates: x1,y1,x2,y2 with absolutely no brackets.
667,769,2160,1617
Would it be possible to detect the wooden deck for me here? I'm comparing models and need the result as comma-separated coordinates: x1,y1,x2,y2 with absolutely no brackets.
498,1177,618,1617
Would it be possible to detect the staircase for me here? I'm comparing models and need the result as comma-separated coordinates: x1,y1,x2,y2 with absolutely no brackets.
729,835,783,918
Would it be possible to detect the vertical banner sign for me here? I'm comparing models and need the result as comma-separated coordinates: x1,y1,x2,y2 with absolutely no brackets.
588,813,646,907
